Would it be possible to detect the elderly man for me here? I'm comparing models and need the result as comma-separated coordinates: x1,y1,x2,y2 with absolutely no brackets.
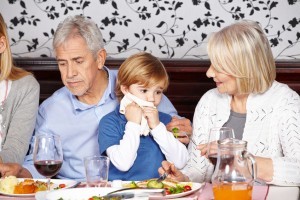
0,15,191,181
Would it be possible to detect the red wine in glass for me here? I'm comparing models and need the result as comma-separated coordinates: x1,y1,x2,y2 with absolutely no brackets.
33,134,63,191
34,160,62,177
207,127,235,175
208,153,218,166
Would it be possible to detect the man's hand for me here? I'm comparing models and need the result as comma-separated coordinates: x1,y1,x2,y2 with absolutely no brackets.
0,163,32,178
158,161,190,182
166,116,192,145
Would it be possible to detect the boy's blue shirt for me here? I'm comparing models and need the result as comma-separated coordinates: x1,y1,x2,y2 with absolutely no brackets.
99,105,172,181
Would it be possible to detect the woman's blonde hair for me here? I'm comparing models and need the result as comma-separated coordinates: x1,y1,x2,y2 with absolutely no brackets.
207,20,276,94
116,52,169,101
0,14,31,81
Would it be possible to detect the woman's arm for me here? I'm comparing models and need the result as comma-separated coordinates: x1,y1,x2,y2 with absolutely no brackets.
0,76,40,163
269,91,300,185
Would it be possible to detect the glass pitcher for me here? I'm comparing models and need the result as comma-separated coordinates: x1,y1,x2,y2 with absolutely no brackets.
211,138,257,200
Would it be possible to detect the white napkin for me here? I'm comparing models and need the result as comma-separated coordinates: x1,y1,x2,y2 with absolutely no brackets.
120,92,155,136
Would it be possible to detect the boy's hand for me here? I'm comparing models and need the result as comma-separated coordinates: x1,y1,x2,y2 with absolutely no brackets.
143,106,160,129
125,102,142,124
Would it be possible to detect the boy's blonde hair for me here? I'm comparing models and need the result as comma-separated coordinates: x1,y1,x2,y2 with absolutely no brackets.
207,20,276,94
116,52,169,101
0,14,31,81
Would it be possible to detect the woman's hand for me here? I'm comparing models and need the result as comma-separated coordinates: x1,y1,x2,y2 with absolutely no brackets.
255,156,273,182
197,141,218,157
158,161,190,182
0,163,32,178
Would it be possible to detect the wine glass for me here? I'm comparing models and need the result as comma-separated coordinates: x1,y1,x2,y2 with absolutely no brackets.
33,134,63,191
206,127,235,166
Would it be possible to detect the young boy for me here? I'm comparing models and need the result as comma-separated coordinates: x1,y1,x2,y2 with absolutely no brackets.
98,52,189,181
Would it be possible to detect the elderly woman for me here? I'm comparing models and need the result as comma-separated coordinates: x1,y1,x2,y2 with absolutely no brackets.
159,20,300,186
0,14,39,164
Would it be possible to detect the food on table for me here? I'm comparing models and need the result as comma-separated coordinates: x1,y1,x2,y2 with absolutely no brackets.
0,176,62,194
55,183,66,189
123,178,193,195
146,179,164,189
0,176,18,194
126,181,138,188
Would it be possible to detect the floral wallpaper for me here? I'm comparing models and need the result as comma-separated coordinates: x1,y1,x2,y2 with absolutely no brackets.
0,0,299,59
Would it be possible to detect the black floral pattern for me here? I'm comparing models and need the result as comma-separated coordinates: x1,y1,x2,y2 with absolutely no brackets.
0,0,299,59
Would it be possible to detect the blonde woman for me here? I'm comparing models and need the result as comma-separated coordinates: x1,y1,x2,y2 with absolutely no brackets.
159,20,300,186
0,14,39,164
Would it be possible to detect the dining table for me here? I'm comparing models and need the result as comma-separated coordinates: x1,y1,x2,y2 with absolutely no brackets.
0,182,299,200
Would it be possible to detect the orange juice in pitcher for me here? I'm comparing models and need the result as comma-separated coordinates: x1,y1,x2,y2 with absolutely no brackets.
213,183,252,200
211,139,256,200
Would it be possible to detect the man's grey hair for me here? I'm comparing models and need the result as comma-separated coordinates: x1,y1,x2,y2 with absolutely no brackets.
53,15,104,58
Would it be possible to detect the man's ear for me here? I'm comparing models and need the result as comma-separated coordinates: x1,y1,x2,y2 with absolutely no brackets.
96,48,107,70
120,85,128,95
0,36,7,54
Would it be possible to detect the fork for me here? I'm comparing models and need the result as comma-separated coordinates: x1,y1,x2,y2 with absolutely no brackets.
156,171,168,183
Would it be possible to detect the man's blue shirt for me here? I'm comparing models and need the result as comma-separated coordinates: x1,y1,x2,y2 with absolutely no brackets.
23,67,178,181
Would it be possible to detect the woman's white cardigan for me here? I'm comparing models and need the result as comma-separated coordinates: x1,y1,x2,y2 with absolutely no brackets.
182,81,300,186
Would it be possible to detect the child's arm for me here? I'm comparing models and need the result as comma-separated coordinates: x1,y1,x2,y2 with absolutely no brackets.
106,122,141,171
151,123,189,169
143,107,189,169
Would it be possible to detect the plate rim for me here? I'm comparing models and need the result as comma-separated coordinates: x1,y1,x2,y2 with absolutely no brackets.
39,181,206,200
120,181,206,199
44,187,117,200
0,178,79,197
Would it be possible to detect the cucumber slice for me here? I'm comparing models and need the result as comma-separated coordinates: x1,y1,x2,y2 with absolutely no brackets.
128,181,138,188
147,180,164,189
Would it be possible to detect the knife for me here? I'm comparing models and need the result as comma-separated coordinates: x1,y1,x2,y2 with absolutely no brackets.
100,188,165,199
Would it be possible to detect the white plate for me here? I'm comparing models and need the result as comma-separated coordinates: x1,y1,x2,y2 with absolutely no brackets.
120,181,205,199
44,187,117,200
151,182,205,199
0,178,79,197
43,182,205,200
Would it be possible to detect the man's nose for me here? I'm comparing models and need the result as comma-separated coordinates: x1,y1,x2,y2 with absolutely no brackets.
67,64,77,78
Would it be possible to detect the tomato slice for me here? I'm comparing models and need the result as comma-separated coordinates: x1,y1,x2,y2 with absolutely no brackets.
165,188,171,195
59,183,66,188
184,185,192,192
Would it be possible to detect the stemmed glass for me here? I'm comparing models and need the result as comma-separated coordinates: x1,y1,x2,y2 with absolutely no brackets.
33,134,63,191
206,127,235,166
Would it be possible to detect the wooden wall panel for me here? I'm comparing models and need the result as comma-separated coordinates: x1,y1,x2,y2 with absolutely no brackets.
14,58,300,121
